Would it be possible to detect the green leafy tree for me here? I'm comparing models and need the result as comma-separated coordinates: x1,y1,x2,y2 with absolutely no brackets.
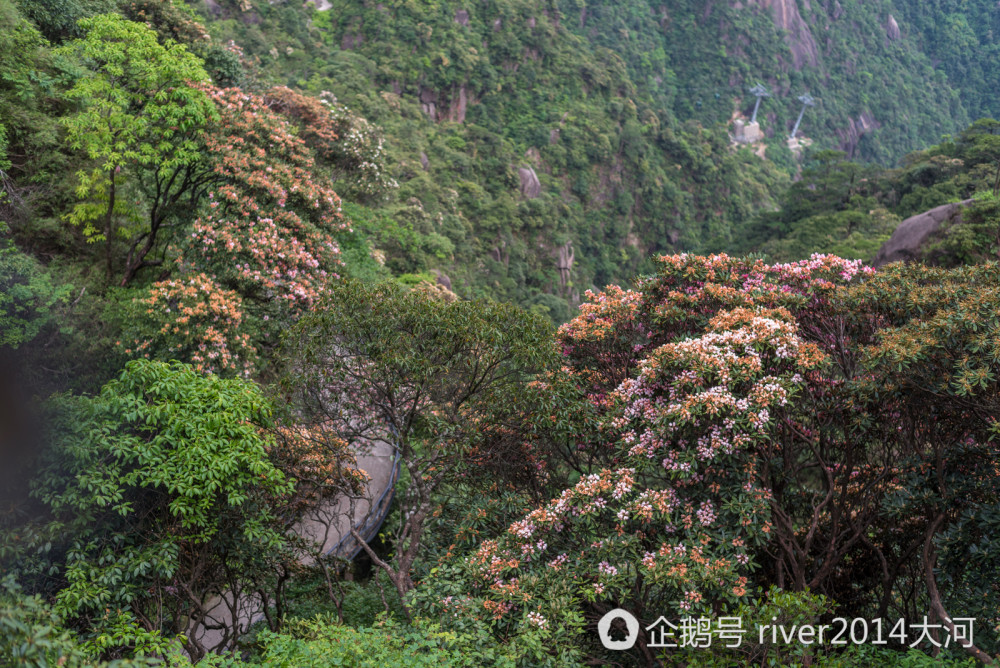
251,615,518,668
13,0,115,42
11,360,296,660
0,0,58,178
59,14,216,284
847,262,1000,663
279,280,558,614
0,576,173,667
0,223,72,348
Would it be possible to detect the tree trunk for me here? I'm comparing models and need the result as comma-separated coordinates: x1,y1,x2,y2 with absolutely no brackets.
923,512,995,665
104,174,116,282
351,527,413,622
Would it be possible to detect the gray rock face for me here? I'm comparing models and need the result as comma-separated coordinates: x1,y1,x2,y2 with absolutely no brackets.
418,86,468,123
555,241,574,294
744,0,820,69
341,33,363,50
448,85,467,123
887,14,901,41
518,166,541,199
433,269,452,290
419,87,437,120
873,199,972,267
836,111,879,158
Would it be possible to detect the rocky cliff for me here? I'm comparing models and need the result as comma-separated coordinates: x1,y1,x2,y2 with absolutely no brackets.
745,0,821,69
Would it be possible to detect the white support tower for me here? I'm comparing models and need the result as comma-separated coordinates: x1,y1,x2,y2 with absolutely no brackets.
790,93,816,139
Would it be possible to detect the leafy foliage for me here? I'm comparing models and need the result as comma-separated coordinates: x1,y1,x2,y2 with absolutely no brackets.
4,0,1000,665
59,14,216,283
204,0,794,314
0,576,164,667
280,279,563,610
11,360,296,658
250,615,517,667
0,223,71,348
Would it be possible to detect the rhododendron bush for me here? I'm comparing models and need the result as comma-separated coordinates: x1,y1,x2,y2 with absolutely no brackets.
263,86,397,202
182,86,350,317
120,272,255,376
416,254,1000,664
121,85,362,373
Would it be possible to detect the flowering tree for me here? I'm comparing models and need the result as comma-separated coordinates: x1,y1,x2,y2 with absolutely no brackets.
123,85,358,371
263,86,397,202
418,254,885,663
413,253,1000,664
186,87,349,305
120,272,255,376
175,86,351,346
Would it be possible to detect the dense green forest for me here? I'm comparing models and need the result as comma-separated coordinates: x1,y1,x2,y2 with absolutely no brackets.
183,0,999,312
1,0,1000,665
735,119,1000,264
3,0,1000,316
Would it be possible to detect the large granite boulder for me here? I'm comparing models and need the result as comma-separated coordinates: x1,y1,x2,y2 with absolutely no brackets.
873,199,972,267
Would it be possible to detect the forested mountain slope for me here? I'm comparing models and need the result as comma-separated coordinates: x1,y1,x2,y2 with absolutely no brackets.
199,0,793,319
3,0,1000,665
184,0,998,315
735,119,1000,264
7,0,1000,319
556,0,967,163
893,1,1000,124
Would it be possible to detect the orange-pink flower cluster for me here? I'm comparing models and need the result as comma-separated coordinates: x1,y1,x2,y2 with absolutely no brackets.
459,253,872,629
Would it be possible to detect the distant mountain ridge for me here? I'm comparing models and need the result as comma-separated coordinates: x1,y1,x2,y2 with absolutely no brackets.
8,0,1000,318
186,0,1000,313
